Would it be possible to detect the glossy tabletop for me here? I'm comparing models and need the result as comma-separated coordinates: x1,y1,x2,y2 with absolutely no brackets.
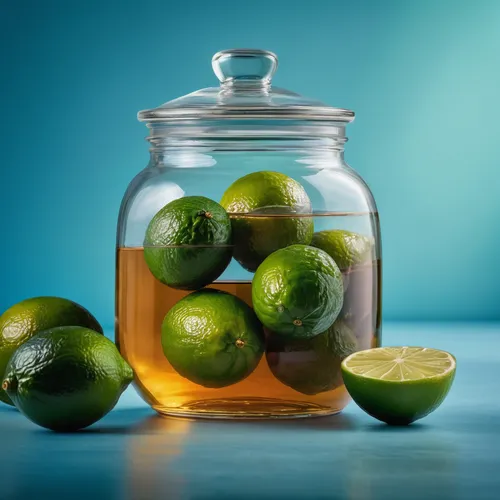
2,323,499,500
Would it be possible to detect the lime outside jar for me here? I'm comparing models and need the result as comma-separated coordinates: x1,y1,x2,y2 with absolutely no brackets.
116,49,381,418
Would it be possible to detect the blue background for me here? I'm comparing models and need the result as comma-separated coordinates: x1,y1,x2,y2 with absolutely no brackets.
1,0,499,326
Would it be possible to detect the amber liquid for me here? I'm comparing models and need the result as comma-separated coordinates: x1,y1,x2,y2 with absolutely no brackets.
116,248,381,418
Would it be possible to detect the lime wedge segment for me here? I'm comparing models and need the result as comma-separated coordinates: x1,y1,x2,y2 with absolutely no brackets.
341,347,456,425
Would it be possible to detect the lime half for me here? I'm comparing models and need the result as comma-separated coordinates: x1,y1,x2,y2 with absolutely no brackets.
341,347,456,425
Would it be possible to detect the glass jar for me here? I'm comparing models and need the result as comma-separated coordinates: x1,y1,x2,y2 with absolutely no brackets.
116,49,381,419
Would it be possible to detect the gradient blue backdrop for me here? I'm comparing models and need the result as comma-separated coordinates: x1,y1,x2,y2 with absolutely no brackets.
1,0,499,328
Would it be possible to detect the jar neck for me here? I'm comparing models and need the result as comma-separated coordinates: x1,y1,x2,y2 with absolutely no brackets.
147,137,346,169
145,122,348,167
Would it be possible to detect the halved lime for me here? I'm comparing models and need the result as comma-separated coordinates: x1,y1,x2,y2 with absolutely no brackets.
341,347,456,425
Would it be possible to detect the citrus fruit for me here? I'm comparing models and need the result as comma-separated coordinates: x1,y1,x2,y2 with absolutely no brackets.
311,230,373,271
144,196,232,290
220,171,314,272
266,319,358,395
0,297,103,406
337,262,379,338
2,326,133,431
341,347,456,425
161,289,265,388
252,245,344,339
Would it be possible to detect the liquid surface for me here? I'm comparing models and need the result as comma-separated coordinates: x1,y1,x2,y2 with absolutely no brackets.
116,213,381,418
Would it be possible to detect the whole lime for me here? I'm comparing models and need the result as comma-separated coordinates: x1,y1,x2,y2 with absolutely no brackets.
266,319,358,395
337,261,379,341
311,230,373,271
162,289,265,388
2,326,133,431
252,245,344,339
0,297,103,406
144,196,232,290
220,171,314,272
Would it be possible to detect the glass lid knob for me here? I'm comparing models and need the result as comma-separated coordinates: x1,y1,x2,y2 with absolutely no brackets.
212,49,278,86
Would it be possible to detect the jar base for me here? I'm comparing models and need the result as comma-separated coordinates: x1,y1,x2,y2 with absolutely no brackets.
152,397,343,419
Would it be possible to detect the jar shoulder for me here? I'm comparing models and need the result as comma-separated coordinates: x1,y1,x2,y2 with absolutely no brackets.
117,157,379,246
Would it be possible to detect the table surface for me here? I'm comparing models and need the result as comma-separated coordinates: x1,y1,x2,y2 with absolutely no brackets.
2,323,499,500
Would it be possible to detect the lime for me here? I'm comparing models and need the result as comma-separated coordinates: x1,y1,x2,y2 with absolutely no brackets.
144,196,232,290
338,262,380,340
2,327,133,431
220,171,314,272
0,297,103,406
162,289,265,388
341,347,456,425
311,230,373,271
252,245,344,339
266,319,358,395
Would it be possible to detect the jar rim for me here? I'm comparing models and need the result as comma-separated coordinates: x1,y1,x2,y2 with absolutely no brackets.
138,105,355,123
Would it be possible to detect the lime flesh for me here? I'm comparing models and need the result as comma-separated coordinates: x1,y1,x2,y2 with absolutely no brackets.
341,347,456,425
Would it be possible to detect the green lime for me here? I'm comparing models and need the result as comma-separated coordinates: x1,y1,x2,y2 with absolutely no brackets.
144,196,232,290
341,347,456,425
2,326,133,431
311,230,373,271
338,262,379,337
266,319,358,395
220,171,314,272
162,289,264,388
252,245,344,339
0,297,103,406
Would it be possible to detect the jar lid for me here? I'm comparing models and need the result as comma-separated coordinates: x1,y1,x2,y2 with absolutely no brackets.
138,49,354,123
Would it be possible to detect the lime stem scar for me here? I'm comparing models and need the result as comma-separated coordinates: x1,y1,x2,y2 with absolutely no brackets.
293,319,303,326
2,380,9,391
235,339,245,348
204,211,212,219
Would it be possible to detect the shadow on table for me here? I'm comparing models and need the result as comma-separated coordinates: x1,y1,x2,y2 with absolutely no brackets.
64,407,358,435
0,404,18,413
364,421,430,432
